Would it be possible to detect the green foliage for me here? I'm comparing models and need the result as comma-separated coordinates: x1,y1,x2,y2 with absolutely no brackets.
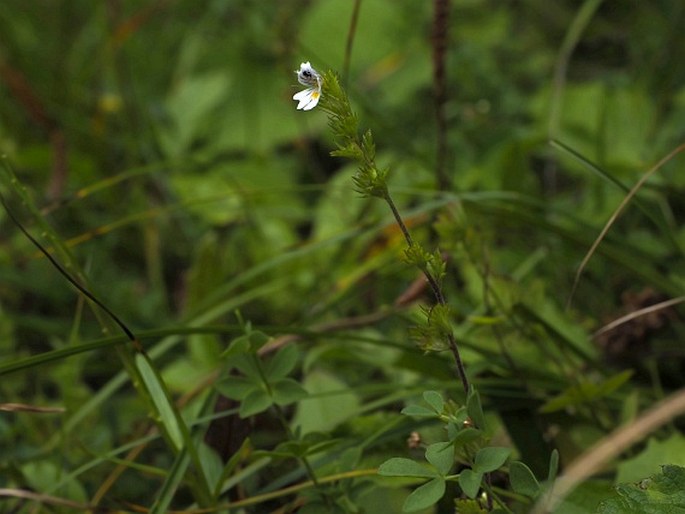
540,370,634,413
597,465,685,514
216,331,308,417
411,304,455,352
616,435,685,484
1,1,685,512
466,387,486,430
378,456,449,513
509,461,541,498
458,447,512,499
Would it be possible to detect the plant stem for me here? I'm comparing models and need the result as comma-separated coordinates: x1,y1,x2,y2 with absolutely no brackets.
431,0,451,190
382,190,469,393
343,0,362,86
272,403,331,506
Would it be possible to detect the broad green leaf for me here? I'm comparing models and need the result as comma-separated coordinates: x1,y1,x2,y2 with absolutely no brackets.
467,386,486,429
473,447,511,474
160,72,231,158
271,378,308,406
509,461,541,498
402,477,445,512
265,344,299,380
602,87,655,169
422,390,444,413
292,369,360,434
239,388,272,418
402,404,439,417
425,442,454,476
378,458,437,478
459,469,482,499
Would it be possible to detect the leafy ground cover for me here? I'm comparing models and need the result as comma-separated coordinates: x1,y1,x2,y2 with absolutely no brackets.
1,1,685,512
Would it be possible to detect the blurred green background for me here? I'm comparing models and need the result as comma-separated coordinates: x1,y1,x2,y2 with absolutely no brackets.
1,1,685,512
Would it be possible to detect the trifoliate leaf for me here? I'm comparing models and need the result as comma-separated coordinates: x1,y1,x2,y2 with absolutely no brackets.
425,442,454,476
378,458,437,478
402,477,445,512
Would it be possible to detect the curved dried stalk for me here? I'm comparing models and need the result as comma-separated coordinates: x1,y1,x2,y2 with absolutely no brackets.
532,387,685,513
568,142,685,308
593,295,685,339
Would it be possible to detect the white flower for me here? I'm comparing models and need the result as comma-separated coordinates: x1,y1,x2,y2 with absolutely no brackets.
293,61,322,111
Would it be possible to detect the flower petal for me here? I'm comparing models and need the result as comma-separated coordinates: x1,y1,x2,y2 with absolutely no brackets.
295,62,321,87
301,90,320,110
293,88,320,110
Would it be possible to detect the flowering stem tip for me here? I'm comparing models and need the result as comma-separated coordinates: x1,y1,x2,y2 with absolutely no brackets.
293,62,322,111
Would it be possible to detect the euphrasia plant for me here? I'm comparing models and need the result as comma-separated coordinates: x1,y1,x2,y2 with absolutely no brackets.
293,62,468,392
292,63,556,513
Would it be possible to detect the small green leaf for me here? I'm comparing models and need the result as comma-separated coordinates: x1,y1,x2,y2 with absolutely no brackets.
248,331,271,352
198,442,223,494
548,449,559,483
215,375,255,400
473,447,511,474
135,353,184,451
467,386,486,429
402,477,445,512
265,345,299,380
254,433,340,459
378,458,437,478
330,143,362,159
259,440,307,458
597,370,633,396
425,442,454,476
298,501,347,514
540,371,633,413
509,461,541,498
452,427,483,447
239,388,272,417
335,447,362,473
402,404,438,417
221,335,250,358
231,354,261,379
459,469,482,499
271,378,308,406
422,390,444,413
454,498,488,514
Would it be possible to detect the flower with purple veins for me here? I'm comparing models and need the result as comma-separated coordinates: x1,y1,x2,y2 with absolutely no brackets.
293,61,322,111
